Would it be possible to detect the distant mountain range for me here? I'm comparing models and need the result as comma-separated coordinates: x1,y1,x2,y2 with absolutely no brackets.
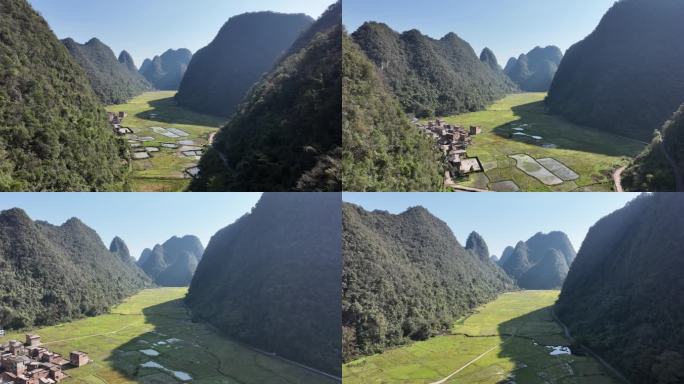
498,231,576,289
175,11,314,117
504,46,563,92
139,48,193,90
137,235,204,287
0,208,152,329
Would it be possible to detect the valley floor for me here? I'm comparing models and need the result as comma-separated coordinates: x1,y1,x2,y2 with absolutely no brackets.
107,92,226,192
343,291,622,384
442,93,645,192
0,288,335,384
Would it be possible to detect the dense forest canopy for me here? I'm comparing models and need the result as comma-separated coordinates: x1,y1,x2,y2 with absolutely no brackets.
186,193,341,376
189,2,341,192
557,194,684,384
175,11,313,116
139,48,193,90
504,46,563,92
0,208,152,329
351,22,516,118
62,37,152,105
546,0,684,140
0,0,127,191
137,235,204,287
342,33,443,191
342,203,514,361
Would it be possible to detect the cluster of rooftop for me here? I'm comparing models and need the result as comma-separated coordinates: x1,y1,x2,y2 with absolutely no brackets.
416,118,484,178
107,111,132,136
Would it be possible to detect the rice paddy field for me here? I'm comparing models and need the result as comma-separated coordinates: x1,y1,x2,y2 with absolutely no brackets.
107,92,226,192
0,288,334,384
343,291,622,384
440,93,645,192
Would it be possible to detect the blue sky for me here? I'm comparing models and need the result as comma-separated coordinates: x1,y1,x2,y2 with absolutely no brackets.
28,0,332,66
344,0,618,65
343,193,640,257
0,193,261,259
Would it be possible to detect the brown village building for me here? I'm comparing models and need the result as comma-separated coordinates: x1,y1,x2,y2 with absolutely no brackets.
107,111,132,136
416,118,484,177
0,334,89,384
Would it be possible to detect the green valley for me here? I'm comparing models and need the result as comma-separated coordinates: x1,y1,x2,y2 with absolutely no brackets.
106,91,226,192
343,291,621,384
0,288,335,384
438,93,645,191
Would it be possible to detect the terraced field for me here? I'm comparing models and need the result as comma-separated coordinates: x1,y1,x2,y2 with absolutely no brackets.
343,291,622,384
440,93,645,191
107,92,226,192
0,288,335,384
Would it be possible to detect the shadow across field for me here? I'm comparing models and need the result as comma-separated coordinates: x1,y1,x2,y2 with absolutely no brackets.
135,97,227,128
491,100,643,158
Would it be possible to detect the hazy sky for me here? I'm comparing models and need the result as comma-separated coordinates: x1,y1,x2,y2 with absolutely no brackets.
343,193,640,257
343,0,618,65
28,0,332,66
0,193,262,258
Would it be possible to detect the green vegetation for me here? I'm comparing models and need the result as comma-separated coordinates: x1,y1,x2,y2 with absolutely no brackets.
557,193,684,384
344,291,621,384
0,208,152,330
106,91,225,192
351,22,516,118
137,235,204,287
504,46,563,92
187,193,341,376
623,103,684,191
118,50,138,72
139,49,193,90
176,12,313,117
0,288,334,384
190,3,341,192
440,93,644,191
62,37,151,105
546,0,684,140
342,203,514,361
342,34,443,191
0,0,127,191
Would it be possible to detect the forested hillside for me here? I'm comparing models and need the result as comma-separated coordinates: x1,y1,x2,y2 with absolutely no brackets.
622,103,684,191
137,235,204,287
351,22,516,118
186,193,341,376
0,0,127,191
0,208,152,329
546,0,684,140
504,46,563,92
557,194,684,384
118,50,138,72
342,203,514,361
139,48,192,90
480,47,518,92
175,12,313,116
342,34,443,191
499,231,575,289
62,37,151,104
189,2,341,192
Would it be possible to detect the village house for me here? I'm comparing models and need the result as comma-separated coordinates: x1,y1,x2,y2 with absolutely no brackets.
0,334,89,383
416,118,484,179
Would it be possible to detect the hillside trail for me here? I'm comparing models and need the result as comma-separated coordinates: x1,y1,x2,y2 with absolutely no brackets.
613,166,626,192
658,139,684,191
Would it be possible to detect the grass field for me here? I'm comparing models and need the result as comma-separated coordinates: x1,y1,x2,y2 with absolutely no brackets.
343,291,622,384
440,93,645,191
107,92,226,192
0,288,335,384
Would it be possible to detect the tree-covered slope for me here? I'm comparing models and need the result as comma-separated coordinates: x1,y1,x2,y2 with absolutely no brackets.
175,12,313,116
351,22,517,118
0,208,152,329
0,0,127,191
504,46,563,92
139,48,192,90
62,37,151,105
480,47,519,92
622,103,684,191
500,231,576,289
546,0,684,140
342,33,443,191
186,193,341,377
189,3,341,192
137,235,204,287
118,50,138,72
342,203,514,361
556,194,684,384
